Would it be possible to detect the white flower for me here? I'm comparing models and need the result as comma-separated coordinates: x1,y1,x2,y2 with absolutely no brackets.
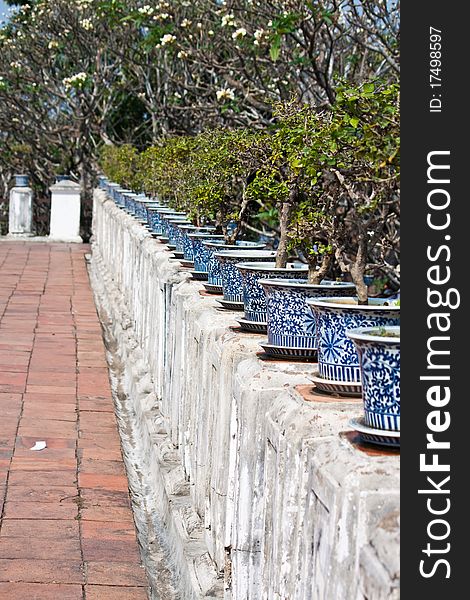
80,18,93,31
232,27,247,40
160,33,176,46
181,18,192,28
138,5,155,15
177,50,188,59
63,72,88,90
48,40,59,49
221,14,236,27
216,88,235,102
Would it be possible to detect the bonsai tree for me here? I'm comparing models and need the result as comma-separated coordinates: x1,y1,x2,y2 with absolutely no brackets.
176,128,266,242
244,101,336,279
100,145,142,191
289,82,400,301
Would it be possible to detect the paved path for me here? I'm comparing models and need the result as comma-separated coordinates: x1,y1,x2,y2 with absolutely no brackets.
0,243,149,599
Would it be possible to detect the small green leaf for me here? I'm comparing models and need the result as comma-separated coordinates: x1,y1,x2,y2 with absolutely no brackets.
270,35,281,62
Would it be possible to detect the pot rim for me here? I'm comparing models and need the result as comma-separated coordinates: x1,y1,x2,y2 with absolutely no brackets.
259,278,356,290
307,296,401,310
237,261,308,272
346,326,401,343
189,233,225,240
179,224,216,231
204,241,266,249
155,208,187,215
214,250,276,260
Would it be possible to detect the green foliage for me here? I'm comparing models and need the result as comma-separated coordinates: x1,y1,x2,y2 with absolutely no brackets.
100,144,141,191
99,80,400,289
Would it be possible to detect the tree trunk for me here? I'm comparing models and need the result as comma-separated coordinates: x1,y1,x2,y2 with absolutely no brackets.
350,236,368,304
276,189,296,268
308,253,332,284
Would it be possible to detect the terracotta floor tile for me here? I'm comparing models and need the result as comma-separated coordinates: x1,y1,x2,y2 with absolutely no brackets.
0,519,80,539
8,470,78,487
3,500,78,520
0,537,82,560
0,559,84,584
85,561,147,587
0,582,83,599
85,584,149,599
6,485,78,504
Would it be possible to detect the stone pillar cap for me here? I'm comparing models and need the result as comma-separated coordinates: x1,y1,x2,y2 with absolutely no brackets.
50,180,81,192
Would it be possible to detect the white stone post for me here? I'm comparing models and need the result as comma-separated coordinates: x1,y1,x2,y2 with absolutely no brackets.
48,180,83,243
8,175,34,237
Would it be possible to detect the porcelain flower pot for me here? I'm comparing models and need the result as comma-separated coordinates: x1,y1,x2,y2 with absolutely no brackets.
204,241,266,285
237,262,308,323
151,208,186,235
161,215,189,239
347,326,400,431
308,297,400,383
166,218,192,245
214,252,277,302
189,234,225,265
259,280,356,350
176,225,216,254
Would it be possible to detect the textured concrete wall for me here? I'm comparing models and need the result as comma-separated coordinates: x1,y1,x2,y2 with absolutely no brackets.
90,190,400,600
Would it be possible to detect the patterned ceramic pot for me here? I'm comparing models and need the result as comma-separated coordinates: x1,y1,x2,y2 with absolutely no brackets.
237,262,308,323
191,234,226,268
166,218,192,245
260,280,356,350
114,189,132,208
135,197,157,222
160,214,188,237
177,225,216,256
152,209,186,235
214,252,277,302
347,326,400,431
308,297,400,383
203,241,266,283
122,192,141,214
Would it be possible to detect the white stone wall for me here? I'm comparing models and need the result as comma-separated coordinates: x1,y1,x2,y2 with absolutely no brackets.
90,189,400,600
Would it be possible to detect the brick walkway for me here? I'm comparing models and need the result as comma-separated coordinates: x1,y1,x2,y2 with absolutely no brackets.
0,243,149,599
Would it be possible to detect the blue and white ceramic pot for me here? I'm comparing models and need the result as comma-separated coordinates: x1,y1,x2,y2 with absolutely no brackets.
122,192,140,214
237,262,308,323
308,298,400,383
188,233,225,264
203,241,266,284
260,280,356,350
191,235,225,268
114,189,131,208
177,225,216,254
214,252,277,302
160,214,188,238
152,208,186,235
166,218,192,245
135,196,158,222
347,326,400,431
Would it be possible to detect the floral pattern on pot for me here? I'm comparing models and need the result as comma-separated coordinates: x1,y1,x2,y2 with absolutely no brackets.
214,253,277,302
260,280,355,349
178,226,214,257
203,241,266,284
308,298,400,383
238,263,308,323
191,236,224,271
347,327,400,431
